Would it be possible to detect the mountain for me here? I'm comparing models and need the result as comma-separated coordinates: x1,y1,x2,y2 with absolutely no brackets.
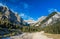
0,5,28,26
42,12,60,34
0,5,30,36
32,16,47,26
40,12,60,27
33,11,60,27
1,4,60,27
25,16,47,26
24,19,36,26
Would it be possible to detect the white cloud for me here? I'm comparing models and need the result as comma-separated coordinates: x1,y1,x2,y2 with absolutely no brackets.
0,3,7,7
20,13,34,20
20,2,29,9
28,17,33,20
20,13,27,19
48,8,58,13
0,3,4,6
20,13,25,17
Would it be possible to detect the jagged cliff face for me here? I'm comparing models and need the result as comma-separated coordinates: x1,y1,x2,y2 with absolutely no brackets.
45,12,60,25
0,6,27,26
35,16,47,26
40,12,60,27
32,16,47,26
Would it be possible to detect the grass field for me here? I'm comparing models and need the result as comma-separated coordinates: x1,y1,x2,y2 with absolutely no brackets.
44,33,60,39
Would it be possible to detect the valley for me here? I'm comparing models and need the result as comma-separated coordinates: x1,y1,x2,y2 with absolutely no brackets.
0,4,60,39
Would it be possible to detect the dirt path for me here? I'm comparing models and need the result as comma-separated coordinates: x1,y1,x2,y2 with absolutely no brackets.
10,31,53,39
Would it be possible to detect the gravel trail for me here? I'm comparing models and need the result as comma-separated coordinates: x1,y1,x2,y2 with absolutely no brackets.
10,31,53,39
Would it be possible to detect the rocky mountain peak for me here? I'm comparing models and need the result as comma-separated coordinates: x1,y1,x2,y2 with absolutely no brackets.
0,5,28,26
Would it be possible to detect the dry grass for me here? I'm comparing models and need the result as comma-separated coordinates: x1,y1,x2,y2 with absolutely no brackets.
44,33,60,39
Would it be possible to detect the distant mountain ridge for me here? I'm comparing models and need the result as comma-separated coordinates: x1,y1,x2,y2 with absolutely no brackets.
33,12,60,27
1,4,60,27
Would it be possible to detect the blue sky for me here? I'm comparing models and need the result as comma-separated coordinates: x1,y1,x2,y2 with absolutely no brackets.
0,0,60,20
